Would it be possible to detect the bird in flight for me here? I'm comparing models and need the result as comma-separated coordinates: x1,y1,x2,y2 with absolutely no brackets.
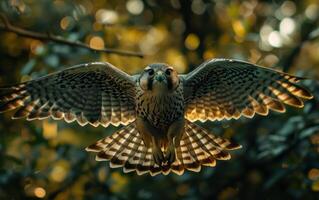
0,59,313,176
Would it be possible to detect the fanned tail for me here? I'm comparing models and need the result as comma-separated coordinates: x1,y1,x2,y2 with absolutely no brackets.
86,120,241,176
170,120,241,175
86,123,163,176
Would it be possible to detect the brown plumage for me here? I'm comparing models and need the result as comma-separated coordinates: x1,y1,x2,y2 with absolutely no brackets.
0,59,313,176
0,63,136,127
86,119,240,176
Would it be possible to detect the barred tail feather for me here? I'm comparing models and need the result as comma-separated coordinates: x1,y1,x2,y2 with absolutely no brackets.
86,123,162,176
170,120,241,175
86,120,241,176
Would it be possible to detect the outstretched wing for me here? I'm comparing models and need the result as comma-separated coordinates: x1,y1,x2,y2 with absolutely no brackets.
0,62,137,127
182,58,313,122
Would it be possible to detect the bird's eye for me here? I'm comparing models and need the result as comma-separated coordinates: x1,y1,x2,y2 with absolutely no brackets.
147,69,154,76
165,69,172,76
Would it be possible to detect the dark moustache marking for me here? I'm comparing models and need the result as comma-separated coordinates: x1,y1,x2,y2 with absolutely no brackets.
147,77,153,91
167,77,173,90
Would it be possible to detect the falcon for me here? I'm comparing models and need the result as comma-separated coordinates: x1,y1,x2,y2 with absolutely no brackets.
0,59,313,176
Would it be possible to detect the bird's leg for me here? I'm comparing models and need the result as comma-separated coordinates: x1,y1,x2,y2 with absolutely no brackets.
136,117,152,148
135,116,164,166
151,136,165,166
166,117,185,164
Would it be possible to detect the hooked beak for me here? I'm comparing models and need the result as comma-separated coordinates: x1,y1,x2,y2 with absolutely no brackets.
154,71,166,83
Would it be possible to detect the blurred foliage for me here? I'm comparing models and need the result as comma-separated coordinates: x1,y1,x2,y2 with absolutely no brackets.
0,0,319,199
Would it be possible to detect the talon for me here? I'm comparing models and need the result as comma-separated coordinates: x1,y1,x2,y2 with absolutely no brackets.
166,145,176,165
153,147,164,166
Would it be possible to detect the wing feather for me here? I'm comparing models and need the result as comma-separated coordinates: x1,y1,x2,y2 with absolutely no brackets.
0,62,136,127
182,59,313,122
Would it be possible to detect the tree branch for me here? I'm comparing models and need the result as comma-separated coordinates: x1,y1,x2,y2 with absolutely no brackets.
0,13,144,58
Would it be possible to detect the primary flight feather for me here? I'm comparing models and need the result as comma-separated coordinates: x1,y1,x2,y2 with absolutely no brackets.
0,59,313,176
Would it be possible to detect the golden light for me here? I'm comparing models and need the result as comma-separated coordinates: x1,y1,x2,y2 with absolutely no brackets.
60,16,72,30
98,167,107,182
57,129,82,145
185,33,200,50
43,121,57,139
34,187,46,198
312,180,319,192
93,22,103,32
126,0,144,15
110,172,128,193
232,20,246,38
89,36,105,50
203,49,215,60
139,26,167,54
165,49,187,73
50,160,70,182
50,166,67,182
122,28,144,45
30,40,43,55
95,9,119,25
308,168,319,181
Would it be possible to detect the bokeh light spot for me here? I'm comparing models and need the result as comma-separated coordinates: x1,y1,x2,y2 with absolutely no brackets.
310,133,319,145
308,168,319,181
165,49,187,73
98,167,107,182
264,54,279,66
268,31,282,48
95,9,118,25
280,1,296,17
50,160,70,183
34,187,46,198
203,49,215,60
110,172,128,193
232,20,246,38
89,36,105,50
305,4,319,20
43,121,57,140
185,33,200,50
312,180,319,192
171,18,185,35
126,0,144,15
260,25,273,42
30,40,44,55
280,18,295,35
60,16,72,30
191,0,206,15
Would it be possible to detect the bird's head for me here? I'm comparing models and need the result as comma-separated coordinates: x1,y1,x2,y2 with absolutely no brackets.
139,63,180,92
